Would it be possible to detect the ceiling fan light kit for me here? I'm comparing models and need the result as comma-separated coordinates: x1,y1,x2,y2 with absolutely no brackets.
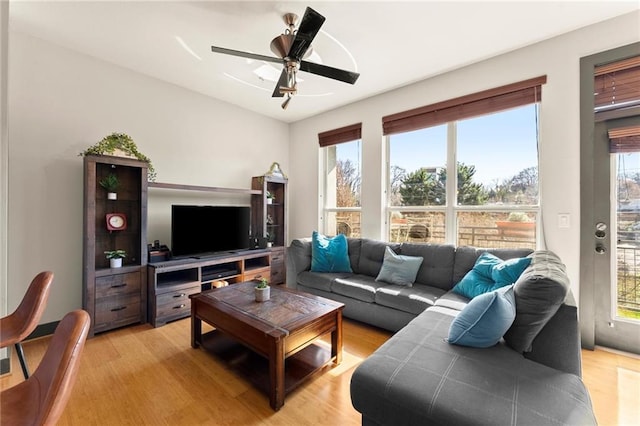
211,6,360,110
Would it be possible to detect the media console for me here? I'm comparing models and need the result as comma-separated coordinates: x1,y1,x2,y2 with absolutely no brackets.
147,249,271,327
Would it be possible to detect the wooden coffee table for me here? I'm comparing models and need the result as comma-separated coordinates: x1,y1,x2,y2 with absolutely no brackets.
190,282,344,411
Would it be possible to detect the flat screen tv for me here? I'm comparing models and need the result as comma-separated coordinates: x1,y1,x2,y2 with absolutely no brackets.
171,205,251,258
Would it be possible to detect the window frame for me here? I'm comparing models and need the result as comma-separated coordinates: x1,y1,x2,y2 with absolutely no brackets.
319,123,363,237
385,105,541,247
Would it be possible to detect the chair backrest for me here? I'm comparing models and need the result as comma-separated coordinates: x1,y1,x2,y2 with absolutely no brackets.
34,310,90,425
0,271,54,345
337,222,352,237
408,224,429,239
0,310,90,426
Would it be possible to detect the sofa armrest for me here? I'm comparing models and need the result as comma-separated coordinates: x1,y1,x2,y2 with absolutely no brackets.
286,238,313,289
524,292,583,377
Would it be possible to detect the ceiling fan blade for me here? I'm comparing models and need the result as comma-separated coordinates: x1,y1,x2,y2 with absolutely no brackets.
287,7,325,60
211,46,282,65
272,69,288,98
299,61,360,84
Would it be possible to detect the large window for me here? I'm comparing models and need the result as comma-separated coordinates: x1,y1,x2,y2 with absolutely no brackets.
320,124,362,237
386,78,544,249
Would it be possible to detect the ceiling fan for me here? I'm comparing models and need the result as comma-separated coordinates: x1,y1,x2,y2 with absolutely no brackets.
211,7,360,109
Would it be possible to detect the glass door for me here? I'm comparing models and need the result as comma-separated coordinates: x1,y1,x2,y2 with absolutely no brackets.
593,116,640,354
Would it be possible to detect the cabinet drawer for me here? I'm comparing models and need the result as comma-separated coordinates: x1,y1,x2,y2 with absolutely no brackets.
96,272,141,298
157,286,200,308
270,247,285,262
244,267,270,282
270,261,285,285
95,294,141,329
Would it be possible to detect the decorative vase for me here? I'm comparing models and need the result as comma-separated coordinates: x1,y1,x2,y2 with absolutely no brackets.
110,258,123,268
107,192,117,200
255,286,270,302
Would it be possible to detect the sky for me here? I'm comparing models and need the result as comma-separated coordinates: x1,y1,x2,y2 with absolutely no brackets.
337,104,539,188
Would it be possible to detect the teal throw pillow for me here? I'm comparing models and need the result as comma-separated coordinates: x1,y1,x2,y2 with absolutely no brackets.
375,246,424,287
491,256,532,286
452,252,531,299
310,231,352,273
447,285,516,348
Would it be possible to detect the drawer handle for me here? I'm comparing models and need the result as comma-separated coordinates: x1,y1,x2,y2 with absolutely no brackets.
111,306,127,312
173,304,186,309
173,293,186,298
111,283,127,288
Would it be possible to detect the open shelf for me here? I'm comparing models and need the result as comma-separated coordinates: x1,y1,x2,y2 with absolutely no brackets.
147,250,272,327
149,181,261,195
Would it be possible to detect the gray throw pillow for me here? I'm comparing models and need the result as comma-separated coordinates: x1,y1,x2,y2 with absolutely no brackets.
375,246,423,287
504,251,570,353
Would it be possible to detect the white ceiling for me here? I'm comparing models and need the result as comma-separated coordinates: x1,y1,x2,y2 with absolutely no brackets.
8,1,640,123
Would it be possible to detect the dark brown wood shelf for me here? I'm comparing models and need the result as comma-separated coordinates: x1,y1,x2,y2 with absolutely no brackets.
147,250,272,327
252,175,288,285
199,330,335,397
83,155,148,337
149,181,261,195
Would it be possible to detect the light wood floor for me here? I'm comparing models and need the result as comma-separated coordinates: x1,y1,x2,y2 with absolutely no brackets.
1,318,639,426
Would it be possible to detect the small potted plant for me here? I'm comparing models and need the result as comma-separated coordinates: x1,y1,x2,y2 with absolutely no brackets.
105,250,126,268
255,277,270,302
266,232,274,248
266,191,275,204
99,173,120,200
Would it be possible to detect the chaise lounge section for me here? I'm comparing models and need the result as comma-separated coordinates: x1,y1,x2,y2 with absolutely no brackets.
287,237,596,425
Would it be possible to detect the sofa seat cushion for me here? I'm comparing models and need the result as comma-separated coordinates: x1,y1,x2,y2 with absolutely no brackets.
351,309,596,426
296,271,352,293
332,275,387,303
434,291,469,311
375,283,446,315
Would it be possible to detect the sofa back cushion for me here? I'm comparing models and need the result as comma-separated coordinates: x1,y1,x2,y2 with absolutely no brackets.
399,243,456,290
347,238,362,272
504,250,570,353
453,246,533,285
354,239,400,276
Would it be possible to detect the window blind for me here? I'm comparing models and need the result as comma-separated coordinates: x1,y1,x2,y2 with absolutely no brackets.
382,76,546,136
318,122,362,147
609,125,640,153
595,56,640,114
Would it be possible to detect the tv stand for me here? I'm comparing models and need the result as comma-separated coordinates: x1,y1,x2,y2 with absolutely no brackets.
147,250,271,327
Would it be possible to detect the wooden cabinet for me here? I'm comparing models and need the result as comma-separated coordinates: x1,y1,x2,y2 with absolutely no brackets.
148,250,271,327
252,175,288,285
83,155,148,337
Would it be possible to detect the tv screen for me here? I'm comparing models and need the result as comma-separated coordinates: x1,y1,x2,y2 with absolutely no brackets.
171,205,251,258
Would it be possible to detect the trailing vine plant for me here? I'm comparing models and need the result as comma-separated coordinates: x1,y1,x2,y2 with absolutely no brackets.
80,132,157,181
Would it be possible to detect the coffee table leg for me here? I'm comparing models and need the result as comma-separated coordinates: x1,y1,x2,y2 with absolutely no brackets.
269,338,285,411
332,309,343,365
191,305,201,349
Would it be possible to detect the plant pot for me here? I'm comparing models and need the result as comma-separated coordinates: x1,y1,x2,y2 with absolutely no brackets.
255,286,270,302
107,192,117,200
267,242,273,248
267,198,273,204
110,258,123,268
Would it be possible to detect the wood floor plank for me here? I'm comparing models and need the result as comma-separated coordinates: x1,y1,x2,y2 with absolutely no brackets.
1,318,638,425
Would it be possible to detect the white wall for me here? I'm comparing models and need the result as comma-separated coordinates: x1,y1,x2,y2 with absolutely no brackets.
7,32,288,323
288,11,640,301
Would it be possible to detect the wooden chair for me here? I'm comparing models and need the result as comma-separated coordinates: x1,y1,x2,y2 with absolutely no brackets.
337,221,352,237
408,223,430,242
0,310,90,426
0,271,54,379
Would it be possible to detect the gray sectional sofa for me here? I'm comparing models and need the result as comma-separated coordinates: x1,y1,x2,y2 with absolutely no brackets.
287,237,596,426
